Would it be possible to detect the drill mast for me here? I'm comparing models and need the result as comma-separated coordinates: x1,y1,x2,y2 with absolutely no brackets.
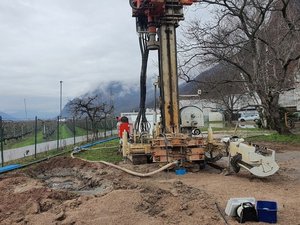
130,0,195,134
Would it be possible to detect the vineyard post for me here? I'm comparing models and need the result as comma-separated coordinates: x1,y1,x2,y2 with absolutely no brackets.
104,116,107,138
73,117,76,145
110,117,113,136
85,117,88,142
0,116,4,167
57,116,60,150
34,116,37,158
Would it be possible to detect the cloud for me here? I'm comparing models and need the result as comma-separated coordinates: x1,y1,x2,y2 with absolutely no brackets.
0,0,201,118
0,0,143,117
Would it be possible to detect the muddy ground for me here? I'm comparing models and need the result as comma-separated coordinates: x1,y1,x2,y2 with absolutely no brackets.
0,142,299,225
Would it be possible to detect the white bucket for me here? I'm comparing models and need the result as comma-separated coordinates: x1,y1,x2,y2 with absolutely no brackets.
225,197,256,216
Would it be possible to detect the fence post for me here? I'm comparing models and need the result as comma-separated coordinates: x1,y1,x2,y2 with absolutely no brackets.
110,118,113,136
57,116,60,150
73,117,76,145
0,116,4,167
34,116,37,158
86,117,88,142
104,116,107,138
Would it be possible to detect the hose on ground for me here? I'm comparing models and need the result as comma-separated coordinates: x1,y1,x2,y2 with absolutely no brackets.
71,151,178,177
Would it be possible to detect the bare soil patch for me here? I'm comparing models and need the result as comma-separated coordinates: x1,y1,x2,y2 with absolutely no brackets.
0,142,299,225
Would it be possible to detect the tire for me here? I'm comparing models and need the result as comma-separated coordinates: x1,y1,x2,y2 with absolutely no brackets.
230,154,242,173
192,128,201,135
199,161,206,170
240,119,245,122
287,118,295,129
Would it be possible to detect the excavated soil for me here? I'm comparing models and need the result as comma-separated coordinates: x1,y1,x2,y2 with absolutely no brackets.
0,142,299,225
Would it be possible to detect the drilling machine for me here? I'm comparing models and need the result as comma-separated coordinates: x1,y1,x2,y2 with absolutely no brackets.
124,0,279,177
123,0,212,168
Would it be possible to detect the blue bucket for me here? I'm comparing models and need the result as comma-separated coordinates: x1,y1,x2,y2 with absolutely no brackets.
257,200,277,223
175,168,187,175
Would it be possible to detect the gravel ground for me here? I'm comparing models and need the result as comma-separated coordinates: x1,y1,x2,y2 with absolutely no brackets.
0,141,299,225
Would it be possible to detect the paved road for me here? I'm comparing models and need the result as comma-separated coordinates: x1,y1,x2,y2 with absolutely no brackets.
0,131,117,164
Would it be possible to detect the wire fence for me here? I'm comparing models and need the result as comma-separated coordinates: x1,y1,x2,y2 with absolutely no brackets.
0,116,117,166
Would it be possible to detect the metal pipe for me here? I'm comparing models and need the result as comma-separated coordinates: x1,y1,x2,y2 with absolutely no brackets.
60,80,63,118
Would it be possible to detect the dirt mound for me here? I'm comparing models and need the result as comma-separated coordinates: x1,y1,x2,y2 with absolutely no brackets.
0,176,77,225
0,147,299,225
27,157,100,173
0,157,223,225
135,181,221,225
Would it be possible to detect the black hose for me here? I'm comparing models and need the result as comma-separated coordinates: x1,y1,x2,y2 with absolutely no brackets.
135,33,151,133
129,0,147,10
129,0,138,9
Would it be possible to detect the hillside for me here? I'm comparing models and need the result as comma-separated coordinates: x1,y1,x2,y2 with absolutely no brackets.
63,81,155,116
0,111,15,120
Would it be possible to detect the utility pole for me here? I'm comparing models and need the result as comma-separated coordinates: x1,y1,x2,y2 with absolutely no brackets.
59,81,63,150
24,98,28,120
57,116,60,150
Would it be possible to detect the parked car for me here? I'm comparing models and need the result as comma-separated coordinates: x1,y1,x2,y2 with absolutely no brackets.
238,114,260,122
287,111,300,128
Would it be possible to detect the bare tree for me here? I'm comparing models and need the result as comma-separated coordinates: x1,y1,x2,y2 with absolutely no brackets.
179,0,300,133
68,95,114,139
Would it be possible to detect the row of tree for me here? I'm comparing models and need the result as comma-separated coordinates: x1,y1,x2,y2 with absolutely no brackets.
179,0,300,134
68,94,114,139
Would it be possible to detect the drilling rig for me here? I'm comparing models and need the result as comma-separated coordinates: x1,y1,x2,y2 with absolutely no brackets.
124,0,279,177
124,0,210,167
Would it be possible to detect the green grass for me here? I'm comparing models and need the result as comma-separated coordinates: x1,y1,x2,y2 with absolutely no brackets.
59,124,88,138
59,124,73,139
75,126,87,136
75,139,122,163
8,131,44,149
246,133,300,144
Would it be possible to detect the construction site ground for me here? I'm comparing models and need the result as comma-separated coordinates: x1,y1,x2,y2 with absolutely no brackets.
0,141,299,225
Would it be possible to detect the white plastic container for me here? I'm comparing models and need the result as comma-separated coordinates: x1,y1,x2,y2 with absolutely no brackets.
225,197,256,216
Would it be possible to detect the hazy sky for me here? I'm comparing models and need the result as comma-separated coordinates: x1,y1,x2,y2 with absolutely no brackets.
0,0,205,119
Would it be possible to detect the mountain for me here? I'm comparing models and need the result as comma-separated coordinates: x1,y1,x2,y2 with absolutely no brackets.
179,63,244,99
63,80,155,117
0,111,16,120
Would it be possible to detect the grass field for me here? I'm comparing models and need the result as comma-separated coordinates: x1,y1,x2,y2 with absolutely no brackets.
75,139,122,163
8,131,44,149
246,133,300,144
